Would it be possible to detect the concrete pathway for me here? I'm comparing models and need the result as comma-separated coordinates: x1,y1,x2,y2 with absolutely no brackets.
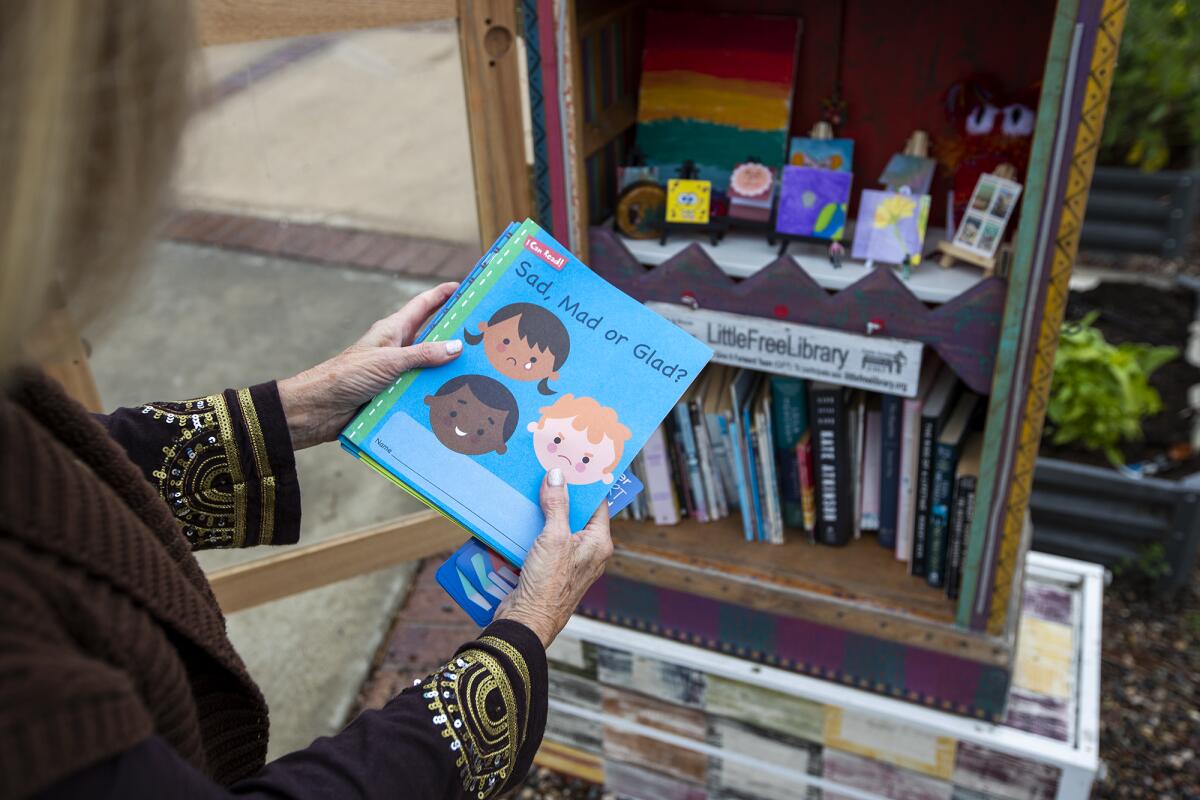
87,242,440,759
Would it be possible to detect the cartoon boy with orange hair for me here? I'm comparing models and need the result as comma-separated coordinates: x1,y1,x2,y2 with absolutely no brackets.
527,394,632,485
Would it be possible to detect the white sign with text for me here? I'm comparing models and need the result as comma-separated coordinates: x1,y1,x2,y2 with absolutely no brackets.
650,302,925,398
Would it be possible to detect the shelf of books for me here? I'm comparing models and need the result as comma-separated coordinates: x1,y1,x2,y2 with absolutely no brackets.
516,0,1124,720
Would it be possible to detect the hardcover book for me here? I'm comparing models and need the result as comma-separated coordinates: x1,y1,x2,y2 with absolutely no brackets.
926,392,979,587
896,359,941,562
946,431,982,599
769,376,809,531
340,218,712,569
911,368,960,575
877,393,903,549
809,382,850,546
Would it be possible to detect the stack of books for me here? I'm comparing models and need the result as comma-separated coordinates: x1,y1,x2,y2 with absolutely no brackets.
617,358,984,599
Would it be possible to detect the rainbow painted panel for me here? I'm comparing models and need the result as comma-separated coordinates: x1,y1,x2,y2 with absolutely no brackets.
634,10,800,191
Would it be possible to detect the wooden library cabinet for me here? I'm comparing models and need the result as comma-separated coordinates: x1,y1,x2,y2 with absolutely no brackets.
507,0,1127,721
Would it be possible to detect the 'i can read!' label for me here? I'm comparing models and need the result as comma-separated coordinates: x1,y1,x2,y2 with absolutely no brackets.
524,236,567,270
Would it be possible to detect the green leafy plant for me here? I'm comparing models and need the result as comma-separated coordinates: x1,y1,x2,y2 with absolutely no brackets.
1046,312,1178,466
1100,0,1200,170
1113,542,1172,585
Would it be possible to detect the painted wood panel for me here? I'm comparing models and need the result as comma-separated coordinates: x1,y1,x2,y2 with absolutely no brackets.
823,708,957,780
707,717,820,800
822,749,953,800
602,687,709,785
703,673,826,744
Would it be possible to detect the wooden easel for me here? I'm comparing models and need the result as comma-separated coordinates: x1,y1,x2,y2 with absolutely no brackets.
937,163,1018,276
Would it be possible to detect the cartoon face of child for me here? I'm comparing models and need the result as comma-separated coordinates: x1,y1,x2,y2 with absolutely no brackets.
464,303,570,395
425,375,519,456
526,394,632,485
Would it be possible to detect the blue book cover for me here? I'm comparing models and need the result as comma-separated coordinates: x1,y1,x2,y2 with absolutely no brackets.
340,219,712,568
727,369,761,541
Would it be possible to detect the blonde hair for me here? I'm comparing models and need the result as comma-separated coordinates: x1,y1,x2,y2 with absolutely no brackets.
0,1,195,372
534,394,632,474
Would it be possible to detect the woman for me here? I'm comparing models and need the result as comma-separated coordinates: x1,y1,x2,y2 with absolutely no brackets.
0,3,611,798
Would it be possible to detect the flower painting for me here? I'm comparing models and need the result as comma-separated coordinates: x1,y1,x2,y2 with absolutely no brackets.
851,189,932,266
775,166,854,240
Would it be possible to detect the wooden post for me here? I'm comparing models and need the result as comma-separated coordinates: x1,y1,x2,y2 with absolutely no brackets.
458,0,533,249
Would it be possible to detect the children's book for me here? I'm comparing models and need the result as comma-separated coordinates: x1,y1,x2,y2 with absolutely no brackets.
728,370,763,541
340,218,712,572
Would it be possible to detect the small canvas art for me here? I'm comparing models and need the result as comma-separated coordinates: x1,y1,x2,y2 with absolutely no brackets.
951,173,1023,257
617,165,660,192
666,179,712,224
727,162,776,223
879,154,937,195
788,138,854,172
851,189,932,266
776,166,853,240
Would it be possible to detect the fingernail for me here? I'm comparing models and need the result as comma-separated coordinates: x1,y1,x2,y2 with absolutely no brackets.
444,339,462,355
548,468,564,487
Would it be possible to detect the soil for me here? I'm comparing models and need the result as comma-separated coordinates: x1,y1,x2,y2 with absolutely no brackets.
1038,280,1200,480
1095,559,1200,798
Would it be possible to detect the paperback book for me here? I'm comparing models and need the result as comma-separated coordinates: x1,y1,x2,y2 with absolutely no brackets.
340,219,712,619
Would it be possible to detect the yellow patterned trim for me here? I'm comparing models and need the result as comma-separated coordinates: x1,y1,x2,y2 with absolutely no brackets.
478,636,531,697
237,388,276,546
423,647,527,799
212,395,249,547
989,0,1128,635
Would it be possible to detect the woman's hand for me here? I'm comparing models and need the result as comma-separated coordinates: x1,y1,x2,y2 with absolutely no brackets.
277,282,462,450
495,468,614,648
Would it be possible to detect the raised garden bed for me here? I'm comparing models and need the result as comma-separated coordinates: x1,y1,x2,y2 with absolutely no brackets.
1032,280,1200,593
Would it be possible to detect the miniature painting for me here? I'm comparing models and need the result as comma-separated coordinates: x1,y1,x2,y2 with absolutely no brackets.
775,166,853,240
951,173,1023,257
851,189,932,266
727,162,776,223
666,178,712,224
879,154,937,195
788,138,855,172
635,10,801,191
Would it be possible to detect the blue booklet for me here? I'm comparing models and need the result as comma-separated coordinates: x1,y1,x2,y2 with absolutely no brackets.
340,218,712,573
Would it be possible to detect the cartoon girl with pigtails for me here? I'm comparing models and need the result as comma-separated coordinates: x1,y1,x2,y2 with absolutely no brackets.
463,302,571,395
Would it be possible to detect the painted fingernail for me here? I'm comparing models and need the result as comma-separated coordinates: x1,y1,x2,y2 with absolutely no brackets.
444,339,463,355
548,468,564,487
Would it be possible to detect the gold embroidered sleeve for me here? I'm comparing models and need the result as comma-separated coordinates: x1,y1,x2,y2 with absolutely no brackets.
414,621,547,799
97,383,301,550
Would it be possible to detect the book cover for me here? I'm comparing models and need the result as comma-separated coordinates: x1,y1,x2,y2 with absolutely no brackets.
809,382,850,546
860,404,882,532
663,411,694,519
926,392,979,587
848,391,866,539
896,359,941,562
911,369,960,576
768,376,809,530
642,425,680,525
877,393,903,549
341,218,712,568
690,375,727,518
946,432,982,600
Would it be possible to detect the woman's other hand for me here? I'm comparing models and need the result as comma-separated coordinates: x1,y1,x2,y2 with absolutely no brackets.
495,468,614,648
277,282,462,449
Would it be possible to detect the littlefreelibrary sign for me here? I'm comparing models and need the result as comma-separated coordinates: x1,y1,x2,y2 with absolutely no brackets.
650,303,925,397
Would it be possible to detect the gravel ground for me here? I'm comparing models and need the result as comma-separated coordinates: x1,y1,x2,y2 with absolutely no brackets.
1096,564,1200,798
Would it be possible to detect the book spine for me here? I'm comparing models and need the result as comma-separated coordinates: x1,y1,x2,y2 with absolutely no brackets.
692,401,726,518
911,417,937,575
877,394,903,548
945,475,977,599
743,405,764,541
710,414,740,509
642,426,680,526
664,413,694,521
674,404,709,523
757,407,784,543
895,397,922,562
796,432,817,539
727,411,755,541
770,382,807,530
810,387,850,546
925,441,958,587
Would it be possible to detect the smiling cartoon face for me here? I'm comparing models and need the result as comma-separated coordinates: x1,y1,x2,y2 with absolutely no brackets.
527,416,619,485
424,377,517,456
478,316,559,384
